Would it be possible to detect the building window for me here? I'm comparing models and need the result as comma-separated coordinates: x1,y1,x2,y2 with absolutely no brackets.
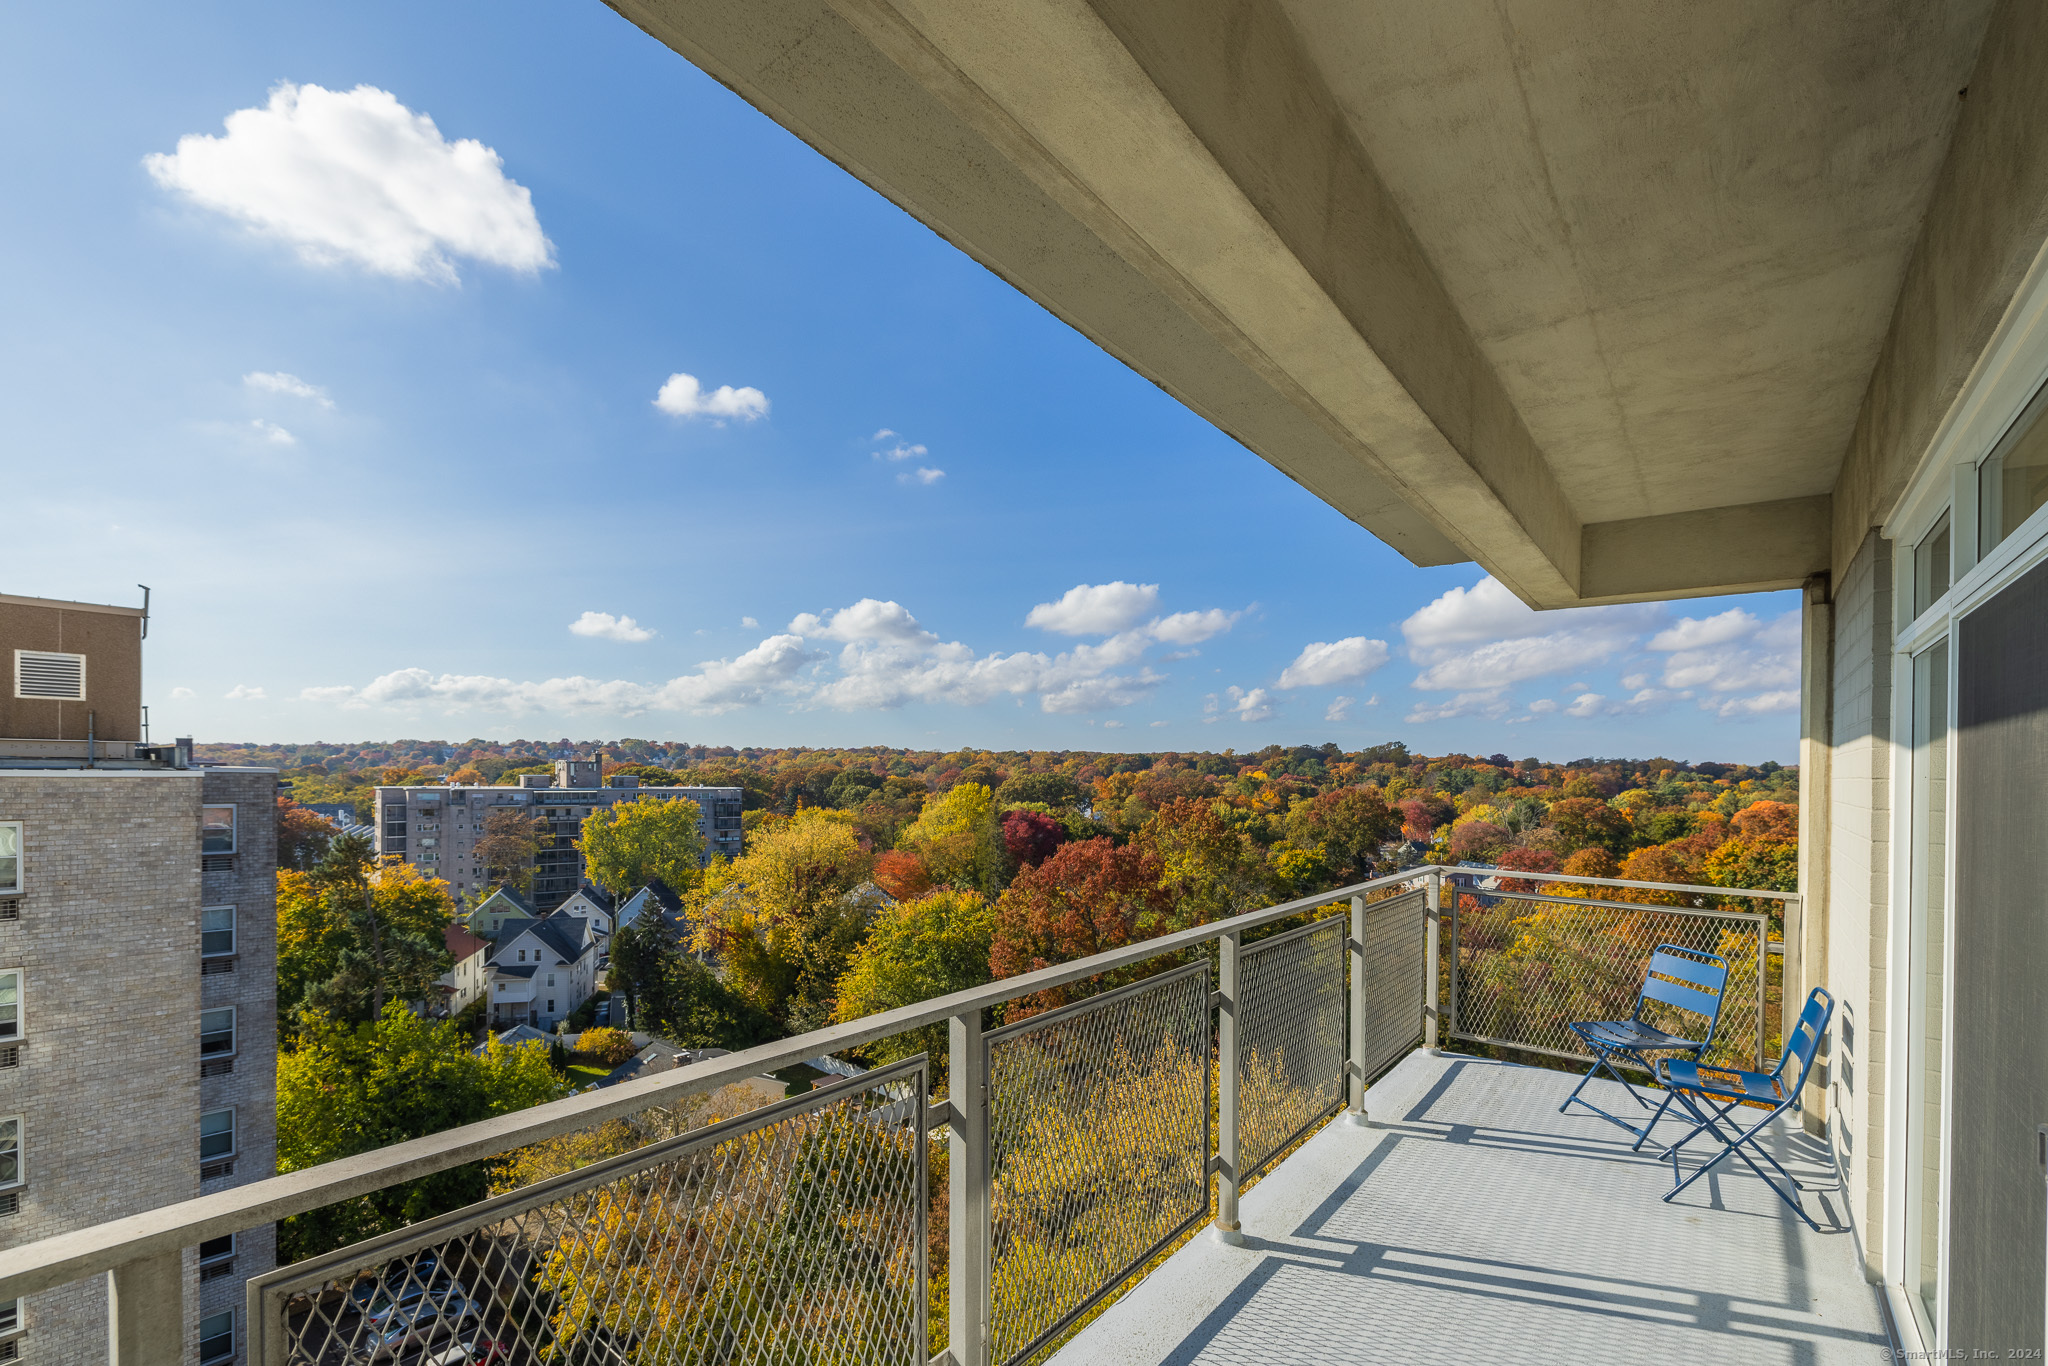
200,1008,236,1058
201,906,235,958
0,1296,16,1333
198,1233,235,1281
201,806,236,856
0,826,17,896
547,1000,555,1013
198,1309,234,1364
12,650,85,702
0,973,19,1044
0,1118,21,1189
200,1109,235,1162
518,950,527,962
1979,379,2048,555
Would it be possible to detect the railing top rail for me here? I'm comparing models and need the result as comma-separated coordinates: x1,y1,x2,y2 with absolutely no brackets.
0,861,1790,1299
1455,885,1770,924
1444,864,1798,902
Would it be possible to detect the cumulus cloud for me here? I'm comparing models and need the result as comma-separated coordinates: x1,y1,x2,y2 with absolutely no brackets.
1707,690,1800,718
1218,687,1274,722
899,467,945,486
1026,581,1160,635
1405,691,1511,724
1563,692,1606,718
741,616,759,629
250,419,295,445
170,686,195,700
1325,695,1355,722
145,83,551,283
224,684,267,701
1652,610,1798,695
654,373,768,423
871,428,898,440
1647,609,1758,652
1403,578,1656,692
244,371,332,407
1278,637,1391,689
875,442,927,462
1149,609,1238,645
569,611,655,643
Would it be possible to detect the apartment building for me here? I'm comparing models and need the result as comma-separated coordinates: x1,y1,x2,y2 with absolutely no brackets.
374,759,742,911
0,591,276,1365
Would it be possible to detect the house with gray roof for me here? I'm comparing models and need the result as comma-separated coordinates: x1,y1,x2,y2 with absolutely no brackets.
486,913,600,1030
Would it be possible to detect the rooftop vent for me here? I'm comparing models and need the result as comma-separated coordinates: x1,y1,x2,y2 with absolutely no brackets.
13,651,84,702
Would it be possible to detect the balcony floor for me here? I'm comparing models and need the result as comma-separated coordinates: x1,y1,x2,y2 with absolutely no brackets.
1050,1050,1888,1365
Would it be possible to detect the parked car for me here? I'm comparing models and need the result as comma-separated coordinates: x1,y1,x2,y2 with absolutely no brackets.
360,1274,467,1328
349,1297,485,1362
422,1337,510,1366
346,1251,448,1309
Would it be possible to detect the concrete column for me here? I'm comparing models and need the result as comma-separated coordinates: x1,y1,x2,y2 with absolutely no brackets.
108,1253,182,1366
1798,573,1833,1132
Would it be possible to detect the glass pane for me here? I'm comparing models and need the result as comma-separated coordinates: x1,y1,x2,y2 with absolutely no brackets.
1905,639,1950,1339
0,1297,16,1332
200,1111,233,1158
0,826,16,892
201,806,235,855
201,906,233,931
1913,511,1951,619
1981,387,2048,553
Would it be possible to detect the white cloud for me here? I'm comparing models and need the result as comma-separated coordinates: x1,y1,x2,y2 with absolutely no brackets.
899,467,945,485
298,685,357,704
1150,719,1170,728
1526,698,1558,715
1278,637,1391,688
871,428,897,440
568,611,655,643
875,442,927,462
224,684,267,701
790,599,935,646
1402,576,1657,692
1404,691,1511,724
1325,695,1355,722
250,419,295,446
145,83,551,283
1647,609,1758,652
1225,686,1274,722
1102,719,1126,730
170,686,195,699
1026,582,1160,635
1707,690,1800,718
1149,609,1238,645
244,371,332,407
1563,692,1606,718
741,616,760,629
654,373,769,423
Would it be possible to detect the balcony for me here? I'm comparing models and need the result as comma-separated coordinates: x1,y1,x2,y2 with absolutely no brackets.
0,866,1885,1365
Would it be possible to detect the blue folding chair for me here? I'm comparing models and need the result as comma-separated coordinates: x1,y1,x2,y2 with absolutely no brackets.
1559,944,1729,1142
1650,987,1834,1230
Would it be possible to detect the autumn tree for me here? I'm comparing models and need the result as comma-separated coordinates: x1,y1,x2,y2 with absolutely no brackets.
690,809,875,1030
475,808,551,893
1134,798,1270,929
990,839,1168,1013
836,889,995,1072
898,783,1007,895
578,795,706,898
871,850,934,901
276,796,335,871
999,810,1066,869
1546,798,1635,859
276,835,454,1027
1283,786,1400,883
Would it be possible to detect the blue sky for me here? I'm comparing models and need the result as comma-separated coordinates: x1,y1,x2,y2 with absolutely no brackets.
0,1,1799,763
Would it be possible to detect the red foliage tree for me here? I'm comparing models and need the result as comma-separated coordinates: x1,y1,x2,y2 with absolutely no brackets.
871,850,933,901
990,838,1168,1014
1493,845,1560,893
999,809,1066,869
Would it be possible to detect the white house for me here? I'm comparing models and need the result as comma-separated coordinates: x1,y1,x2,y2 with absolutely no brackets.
487,914,601,1031
554,882,618,937
441,924,492,1018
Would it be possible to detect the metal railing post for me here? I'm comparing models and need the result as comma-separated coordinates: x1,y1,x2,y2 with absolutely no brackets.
1755,908,1770,1072
1213,930,1244,1244
109,1251,182,1366
1424,871,1442,1052
1346,895,1367,1123
1446,882,1459,1042
948,1010,990,1366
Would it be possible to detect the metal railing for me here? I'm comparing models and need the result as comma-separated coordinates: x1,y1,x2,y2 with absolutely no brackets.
0,864,1792,1366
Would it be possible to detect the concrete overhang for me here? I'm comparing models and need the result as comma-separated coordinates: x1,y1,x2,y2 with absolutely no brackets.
604,0,1999,606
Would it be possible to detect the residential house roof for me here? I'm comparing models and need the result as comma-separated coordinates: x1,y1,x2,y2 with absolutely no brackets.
474,1023,552,1055
496,963,537,980
473,886,536,918
444,924,490,961
564,882,616,913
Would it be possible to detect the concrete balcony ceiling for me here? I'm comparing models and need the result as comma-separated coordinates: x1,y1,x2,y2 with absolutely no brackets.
607,0,2012,605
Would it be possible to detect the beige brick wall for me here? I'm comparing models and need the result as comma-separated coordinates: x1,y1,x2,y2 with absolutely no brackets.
0,767,278,1365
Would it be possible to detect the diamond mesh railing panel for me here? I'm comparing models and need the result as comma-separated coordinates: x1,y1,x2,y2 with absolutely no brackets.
984,962,1211,1366
251,1058,929,1366
1359,888,1427,1082
1236,914,1347,1180
1448,886,1770,1071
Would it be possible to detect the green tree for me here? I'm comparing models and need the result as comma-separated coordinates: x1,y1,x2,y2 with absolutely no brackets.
836,889,995,1073
276,836,454,1028
277,1004,565,1259
1283,786,1400,882
578,795,706,898
1546,797,1635,858
898,783,1007,895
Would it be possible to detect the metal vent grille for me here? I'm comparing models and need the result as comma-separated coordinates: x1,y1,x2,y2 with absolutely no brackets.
201,1159,234,1181
13,650,85,701
200,957,235,976
201,855,235,873
0,901,17,923
201,1058,234,1078
0,1048,18,1070
0,1192,18,1216
199,1260,236,1282
0,1336,17,1360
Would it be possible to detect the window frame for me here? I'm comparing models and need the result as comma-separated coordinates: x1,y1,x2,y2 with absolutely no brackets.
199,1108,236,1162
201,905,235,959
201,805,237,857
200,1007,236,1059
0,1296,18,1336
12,649,85,702
198,1308,234,1365
0,823,17,896
0,970,20,1044
197,1233,235,1266
0,1116,23,1191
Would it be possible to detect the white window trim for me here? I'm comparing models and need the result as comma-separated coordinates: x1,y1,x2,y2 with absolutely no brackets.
198,1308,235,1365
202,804,237,857
0,1295,19,1336
201,905,236,958
0,823,19,897
12,649,86,702
197,1232,235,1265
200,1007,236,1059
200,1107,236,1162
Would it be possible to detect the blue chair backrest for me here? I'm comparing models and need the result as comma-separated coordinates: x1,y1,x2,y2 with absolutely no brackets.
1636,945,1730,1044
1771,987,1835,1092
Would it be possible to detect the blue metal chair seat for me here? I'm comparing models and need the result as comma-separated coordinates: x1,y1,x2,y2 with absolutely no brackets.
1650,987,1835,1230
1558,944,1729,1143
